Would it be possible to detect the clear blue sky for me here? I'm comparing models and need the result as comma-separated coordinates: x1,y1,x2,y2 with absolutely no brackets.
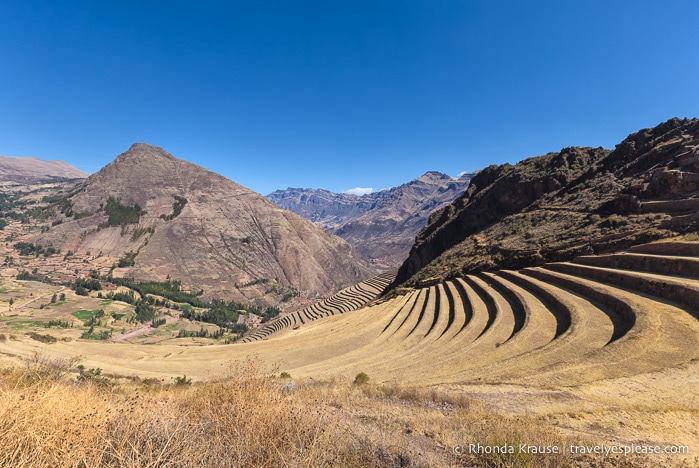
1,1,698,195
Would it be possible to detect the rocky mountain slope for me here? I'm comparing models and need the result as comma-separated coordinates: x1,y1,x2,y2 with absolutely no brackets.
391,117,699,289
268,172,473,268
31,143,375,303
266,188,375,230
0,156,87,182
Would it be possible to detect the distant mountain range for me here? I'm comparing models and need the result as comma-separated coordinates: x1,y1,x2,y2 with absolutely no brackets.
31,143,375,304
0,156,87,182
268,171,475,268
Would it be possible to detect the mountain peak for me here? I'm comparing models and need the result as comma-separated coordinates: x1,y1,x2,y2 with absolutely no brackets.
422,170,447,177
416,170,452,181
128,142,166,151
45,144,375,303
115,143,177,164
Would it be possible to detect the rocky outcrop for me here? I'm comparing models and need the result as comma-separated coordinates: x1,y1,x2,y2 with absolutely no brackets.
390,118,699,289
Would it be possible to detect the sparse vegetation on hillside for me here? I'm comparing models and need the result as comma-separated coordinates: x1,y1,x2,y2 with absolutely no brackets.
13,242,58,257
150,317,166,328
0,191,25,214
16,271,43,282
109,277,203,306
354,371,369,385
73,210,93,219
117,250,138,267
79,326,111,340
72,276,102,296
129,225,155,241
259,306,280,323
160,194,188,221
179,298,277,333
99,197,145,228
134,299,155,323
103,289,136,304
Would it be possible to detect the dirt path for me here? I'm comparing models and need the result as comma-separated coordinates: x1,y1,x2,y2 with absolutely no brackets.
112,324,153,343
12,286,66,311
112,314,176,343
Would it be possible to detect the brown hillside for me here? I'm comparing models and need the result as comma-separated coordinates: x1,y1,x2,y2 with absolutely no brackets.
0,156,87,182
32,143,375,302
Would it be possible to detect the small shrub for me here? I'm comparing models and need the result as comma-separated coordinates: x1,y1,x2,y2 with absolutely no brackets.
354,372,370,385
73,211,93,219
601,214,628,228
279,372,292,379
151,317,167,328
174,375,192,386
16,353,79,386
27,332,57,344
76,364,111,386
118,250,137,267
45,319,71,328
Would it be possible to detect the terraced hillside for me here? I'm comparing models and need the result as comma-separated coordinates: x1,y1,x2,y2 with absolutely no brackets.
241,270,396,342
285,240,699,386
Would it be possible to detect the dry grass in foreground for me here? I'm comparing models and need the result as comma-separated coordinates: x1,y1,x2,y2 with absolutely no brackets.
0,355,670,467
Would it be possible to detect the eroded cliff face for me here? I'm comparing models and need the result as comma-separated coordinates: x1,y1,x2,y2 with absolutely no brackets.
391,118,699,289
34,143,376,303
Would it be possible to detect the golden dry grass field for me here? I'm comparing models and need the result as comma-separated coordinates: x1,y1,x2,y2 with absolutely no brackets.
1,239,698,466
